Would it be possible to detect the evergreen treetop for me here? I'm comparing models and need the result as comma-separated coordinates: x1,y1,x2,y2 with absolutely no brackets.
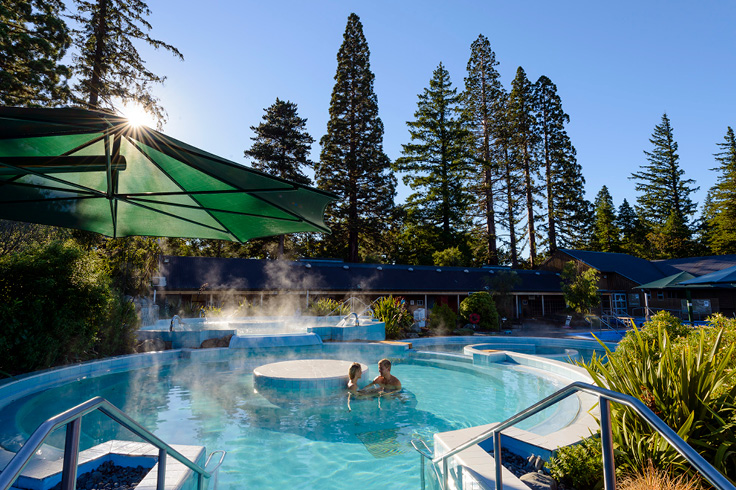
630,113,698,226
592,185,619,252
707,127,736,254
0,0,71,106
395,62,474,246
70,0,183,127
316,13,396,263
244,98,314,186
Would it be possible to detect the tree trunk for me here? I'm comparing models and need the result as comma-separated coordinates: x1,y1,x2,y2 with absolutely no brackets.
523,146,536,267
87,0,108,108
504,147,518,268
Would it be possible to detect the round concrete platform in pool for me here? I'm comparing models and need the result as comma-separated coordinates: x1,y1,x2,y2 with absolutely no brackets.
253,359,369,394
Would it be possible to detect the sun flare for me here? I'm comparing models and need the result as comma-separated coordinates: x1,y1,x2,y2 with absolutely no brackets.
122,103,155,128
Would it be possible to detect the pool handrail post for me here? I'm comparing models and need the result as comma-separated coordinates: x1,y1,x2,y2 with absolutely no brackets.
493,430,502,489
418,381,734,490
157,447,167,490
0,396,225,490
61,417,81,490
600,397,616,490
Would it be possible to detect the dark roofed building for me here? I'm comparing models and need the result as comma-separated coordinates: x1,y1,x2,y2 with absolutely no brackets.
156,256,567,320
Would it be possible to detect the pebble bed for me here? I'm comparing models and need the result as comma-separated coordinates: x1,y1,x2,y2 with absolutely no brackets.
49,461,150,490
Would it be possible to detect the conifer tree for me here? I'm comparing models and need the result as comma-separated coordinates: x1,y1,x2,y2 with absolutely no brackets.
0,0,71,106
70,0,183,127
592,186,619,252
464,34,503,265
395,62,473,252
706,127,736,254
533,75,588,252
508,67,540,266
244,98,315,258
245,98,314,185
316,13,396,263
617,198,648,256
630,113,698,226
495,90,523,267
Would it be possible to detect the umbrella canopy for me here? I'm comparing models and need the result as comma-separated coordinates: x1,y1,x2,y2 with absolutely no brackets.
0,107,335,242
635,271,696,289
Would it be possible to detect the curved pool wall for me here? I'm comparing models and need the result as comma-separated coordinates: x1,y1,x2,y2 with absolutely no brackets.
137,316,386,348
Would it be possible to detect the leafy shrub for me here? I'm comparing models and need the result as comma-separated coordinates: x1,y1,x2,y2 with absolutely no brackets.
546,435,604,489
560,261,601,313
428,303,456,335
459,292,499,331
0,241,135,376
372,296,413,339
586,325,736,480
307,298,349,316
202,305,224,318
614,311,691,364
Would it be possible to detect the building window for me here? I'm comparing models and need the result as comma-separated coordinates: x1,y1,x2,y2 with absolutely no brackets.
657,291,664,300
410,300,415,305
417,300,424,306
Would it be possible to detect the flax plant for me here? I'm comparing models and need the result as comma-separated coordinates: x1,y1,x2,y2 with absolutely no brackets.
586,325,736,482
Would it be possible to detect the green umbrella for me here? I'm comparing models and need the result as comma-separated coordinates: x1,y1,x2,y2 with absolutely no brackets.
0,107,335,241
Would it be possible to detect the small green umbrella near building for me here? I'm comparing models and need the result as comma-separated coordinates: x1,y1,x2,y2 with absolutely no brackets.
0,107,335,241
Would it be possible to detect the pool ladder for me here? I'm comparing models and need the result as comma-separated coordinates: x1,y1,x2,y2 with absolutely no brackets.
411,381,735,490
0,396,226,490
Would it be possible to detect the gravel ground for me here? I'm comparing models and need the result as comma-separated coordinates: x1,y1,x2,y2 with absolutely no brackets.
49,460,150,490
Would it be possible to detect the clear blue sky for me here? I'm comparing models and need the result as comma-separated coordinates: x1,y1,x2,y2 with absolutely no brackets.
136,0,735,213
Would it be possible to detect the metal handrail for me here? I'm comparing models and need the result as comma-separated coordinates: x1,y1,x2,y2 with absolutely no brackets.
0,396,225,490
415,381,734,490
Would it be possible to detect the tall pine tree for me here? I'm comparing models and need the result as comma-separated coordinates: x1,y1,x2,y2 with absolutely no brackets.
464,34,503,265
316,13,396,263
395,62,474,252
508,67,540,266
70,0,183,126
630,113,698,227
244,98,315,258
617,198,648,256
592,186,619,252
707,127,736,254
533,75,588,252
0,0,71,106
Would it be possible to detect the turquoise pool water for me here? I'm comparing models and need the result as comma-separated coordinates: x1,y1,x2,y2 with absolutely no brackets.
0,350,578,489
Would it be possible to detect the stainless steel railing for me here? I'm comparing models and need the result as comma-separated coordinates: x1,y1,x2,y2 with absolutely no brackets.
0,396,226,490
413,381,735,490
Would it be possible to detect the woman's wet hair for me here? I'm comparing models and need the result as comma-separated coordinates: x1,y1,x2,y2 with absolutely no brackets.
349,362,361,379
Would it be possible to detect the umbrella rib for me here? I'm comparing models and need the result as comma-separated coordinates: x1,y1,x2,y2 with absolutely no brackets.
115,195,233,236
0,179,101,197
125,135,333,232
0,195,99,205
124,135,241,240
0,161,106,197
126,196,302,221
121,188,304,197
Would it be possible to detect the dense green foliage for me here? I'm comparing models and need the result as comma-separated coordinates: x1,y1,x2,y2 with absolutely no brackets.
546,435,604,489
630,113,698,258
316,13,396,263
428,303,457,335
372,296,413,339
587,318,736,481
560,261,600,313
0,0,71,106
70,0,183,126
459,292,499,331
395,62,473,253
0,241,137,376
244,98,314,185
307,298,350,317
592,186,620,252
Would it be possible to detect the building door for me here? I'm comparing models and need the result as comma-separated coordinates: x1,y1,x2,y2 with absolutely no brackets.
613,293,627,315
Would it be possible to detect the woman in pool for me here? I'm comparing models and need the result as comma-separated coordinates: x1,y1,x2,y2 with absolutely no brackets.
347,362,362,394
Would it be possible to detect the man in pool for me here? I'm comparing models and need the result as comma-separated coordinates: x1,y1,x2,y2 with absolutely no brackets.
360,358,401,393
